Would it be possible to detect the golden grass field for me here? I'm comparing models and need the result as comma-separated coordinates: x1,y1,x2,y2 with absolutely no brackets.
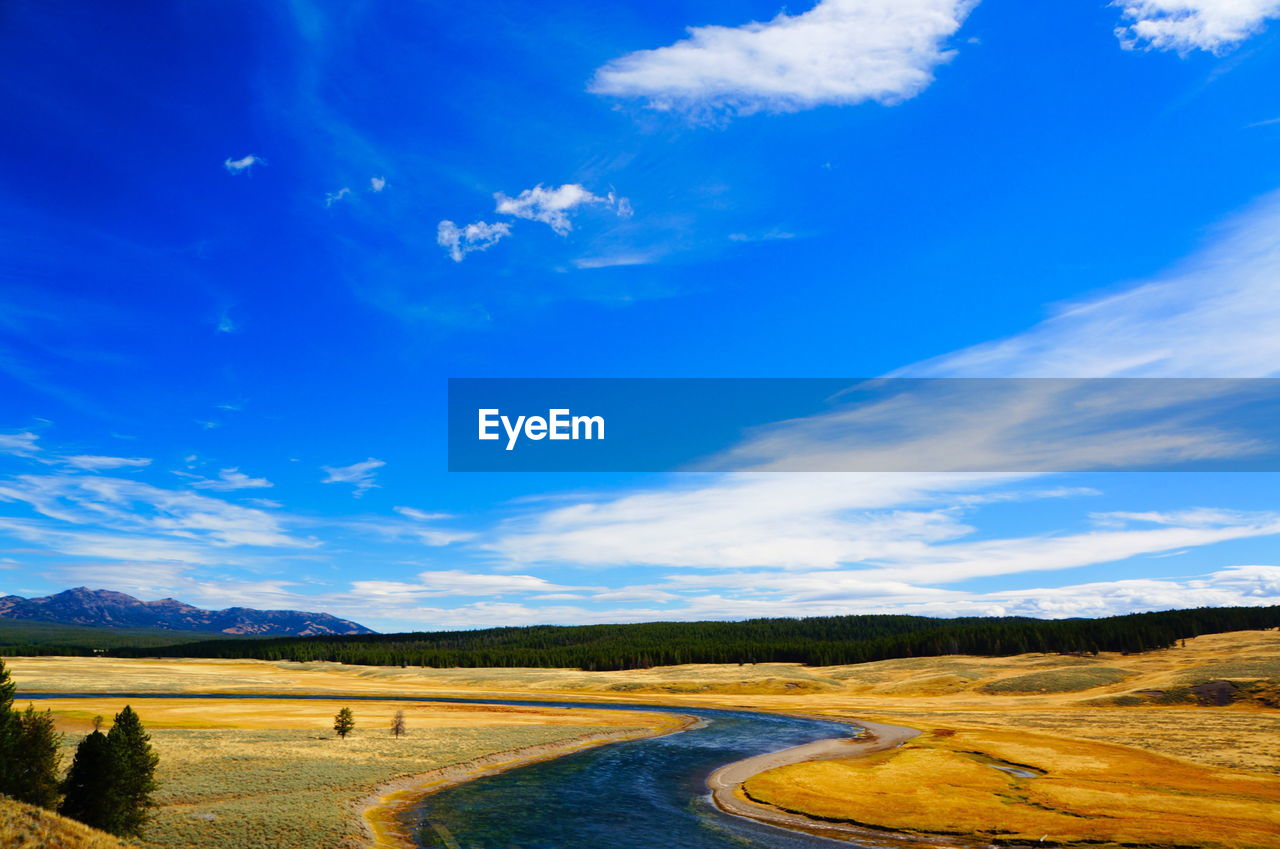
10,695,676,849
0,798,127,849
744,725,1280,849
7,629,1279,849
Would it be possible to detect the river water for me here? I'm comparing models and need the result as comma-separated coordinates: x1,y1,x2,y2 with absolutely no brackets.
23,693,862,849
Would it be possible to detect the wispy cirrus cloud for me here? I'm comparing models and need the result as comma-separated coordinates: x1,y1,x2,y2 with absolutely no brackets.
174,467,273,491
60,455,151,471
590,0,977,117
0,432,40,457
350,570,595,599
475,188,1280,617
1113,0,1280,53
321,457,385,497
905,191,1280,379
0,474,306,548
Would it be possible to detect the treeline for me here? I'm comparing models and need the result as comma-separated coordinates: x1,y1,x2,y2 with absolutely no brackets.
0,659,159,837
0,644,94,657
106,606,1280,671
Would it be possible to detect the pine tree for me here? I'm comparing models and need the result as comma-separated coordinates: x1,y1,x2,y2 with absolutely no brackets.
10,704,62,808
391,709,406,738
105,706,159,837
59,730,116,831
334,707,354,739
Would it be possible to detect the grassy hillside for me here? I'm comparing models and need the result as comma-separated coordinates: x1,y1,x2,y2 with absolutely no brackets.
0,798,125,849
0,619,243,653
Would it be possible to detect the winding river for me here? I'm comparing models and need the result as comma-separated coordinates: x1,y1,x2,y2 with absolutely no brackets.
24,693,866,849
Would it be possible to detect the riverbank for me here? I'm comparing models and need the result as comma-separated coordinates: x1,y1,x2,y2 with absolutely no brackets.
18,694,676,849
735,720,1280,849
707,718,951,847
361,713,696,849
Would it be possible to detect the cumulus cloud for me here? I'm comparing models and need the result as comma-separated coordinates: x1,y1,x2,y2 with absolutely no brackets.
590,0,976,116
321,457,385,497
370,176,387,192
438,184,630,262
436,220,511,262
223,154,263,174
493,184,631,235
1113,0,1280,53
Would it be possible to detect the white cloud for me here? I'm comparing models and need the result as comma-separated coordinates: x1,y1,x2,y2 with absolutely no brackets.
904,191,1280,378
394,506,453,521
0,475,306,550
223,154,263,174
487,471,1280,578
370,176,387,192
0,432,40,457
436,220,511,262
325,187,351,207
176,467,273,491
321,457,385,497
572,252,662,270
480,192,1280,608
216,314,236,334
350,570,594,599
60,455,152,471
1113,0,1280,53
590,0,977,116
493,184,631,236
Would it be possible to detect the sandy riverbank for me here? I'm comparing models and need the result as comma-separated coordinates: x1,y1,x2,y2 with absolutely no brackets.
705,718,991,848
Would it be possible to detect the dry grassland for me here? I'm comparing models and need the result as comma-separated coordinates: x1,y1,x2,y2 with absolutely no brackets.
19,696,673,849
8,629,1278,848
0,798,127,849
744,725,1280,849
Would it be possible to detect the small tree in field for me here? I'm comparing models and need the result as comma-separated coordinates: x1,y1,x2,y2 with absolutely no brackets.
391,710,406,738
334,707,355,739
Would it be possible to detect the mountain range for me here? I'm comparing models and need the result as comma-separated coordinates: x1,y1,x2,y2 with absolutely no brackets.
0,587,374,636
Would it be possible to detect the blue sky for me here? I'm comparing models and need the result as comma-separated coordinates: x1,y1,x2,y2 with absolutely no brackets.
2,0,1280,632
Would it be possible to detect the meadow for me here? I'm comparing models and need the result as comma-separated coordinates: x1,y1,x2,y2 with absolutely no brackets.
7,629,1279,849
743,725,1280,849
18,696,676,849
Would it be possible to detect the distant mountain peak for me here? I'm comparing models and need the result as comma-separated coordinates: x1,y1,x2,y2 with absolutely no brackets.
0,588,375,636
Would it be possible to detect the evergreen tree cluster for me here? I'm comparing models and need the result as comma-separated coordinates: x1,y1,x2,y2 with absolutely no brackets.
0,659,159,838
106,605,1280,671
